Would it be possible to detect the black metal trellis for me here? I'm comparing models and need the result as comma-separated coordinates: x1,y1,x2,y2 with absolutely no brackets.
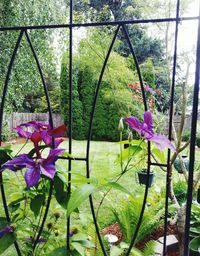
0,1,199,255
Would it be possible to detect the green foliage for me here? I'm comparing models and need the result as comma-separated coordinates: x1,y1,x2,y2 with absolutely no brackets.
0,146,12,165
173,181,187,205
0,218,16,255
108,240,156,256
0,0,66,113
196,133,200,148
54,174,68,209
60,53,85,139
30,194,45,217
67,184,96,217
190,203,200,253
142,240,157,256
1,120,16,142
189,236,200,253
182,131,200,148
60,29,136,141
112,197,160,244
182,131,190,142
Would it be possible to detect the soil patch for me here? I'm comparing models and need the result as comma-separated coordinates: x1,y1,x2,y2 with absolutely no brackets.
101,223,123,245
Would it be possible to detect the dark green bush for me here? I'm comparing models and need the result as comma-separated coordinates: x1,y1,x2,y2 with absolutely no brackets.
173,181,187,204
196,133,200,148
60,36,135,141
182,131,200,148
182,131,190,142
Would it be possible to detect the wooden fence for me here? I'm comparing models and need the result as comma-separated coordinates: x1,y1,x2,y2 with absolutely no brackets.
6,113,63,131
4,112,194,136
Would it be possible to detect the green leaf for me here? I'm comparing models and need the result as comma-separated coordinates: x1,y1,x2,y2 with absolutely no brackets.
54,175,68,209
47,247,66,256
71,234,95,249
71,233,87,241
130,247,143,256
62,152,75,159
189,236,200,252
0,217,8,229
28,145,48,158
71,242,85,256
67,184,96,217
0,147,12,165
8,193,25,212
190,226,200,235
117,140,145,146
104,182,132,196
0,232,16,255
110,246,123,256
151,148,165,163
30,194,45,217
79,240,95,249
119,242,129,249
117,145,143,162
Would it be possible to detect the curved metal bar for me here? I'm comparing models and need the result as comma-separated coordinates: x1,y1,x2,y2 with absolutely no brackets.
67,0,73,252
121,25,147,111
121,24,151,255
163,0,180,254
0,30,24,256
184,3,200,255
24,30,55,251
86,25,121,256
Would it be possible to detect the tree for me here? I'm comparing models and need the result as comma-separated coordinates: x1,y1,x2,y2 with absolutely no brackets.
60,29,136,141
0,0,67,113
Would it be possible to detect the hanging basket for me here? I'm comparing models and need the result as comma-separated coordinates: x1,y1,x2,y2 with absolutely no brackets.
137,169,155,188
173,155,189,174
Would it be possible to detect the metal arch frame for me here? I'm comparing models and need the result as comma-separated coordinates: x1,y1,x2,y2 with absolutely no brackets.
0,0,199,255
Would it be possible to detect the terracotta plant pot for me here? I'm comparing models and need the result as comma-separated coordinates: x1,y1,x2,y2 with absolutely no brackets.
137,169,155,187
173,155,189,174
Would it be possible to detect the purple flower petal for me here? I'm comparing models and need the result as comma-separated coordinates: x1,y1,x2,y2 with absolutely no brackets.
126,111,175,151
149,134,176,151
125,116,142,135
27,236,46,244
143,111,153,131
0,226,13,238
25,167,40,188
40,164,56,180
38,237,47,243
1,154,28,172
54,139,64,148
45,148,65,164
15,126,32,139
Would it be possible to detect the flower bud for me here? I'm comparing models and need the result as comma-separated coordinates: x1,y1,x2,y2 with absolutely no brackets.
47,222,53,230
118,118,124,132
55,231,59,237
54,212,61,219
128,132,133,143
10,224,17,231
71,227,78,235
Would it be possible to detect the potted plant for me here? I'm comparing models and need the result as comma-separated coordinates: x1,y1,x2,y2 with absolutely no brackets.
173,155,189,173
137,169,155,187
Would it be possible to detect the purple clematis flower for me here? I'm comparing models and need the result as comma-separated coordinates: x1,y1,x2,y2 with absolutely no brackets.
1,148,65,188
15,121,66,149
0,226,13,239
125,111,175,151
27,236,47,244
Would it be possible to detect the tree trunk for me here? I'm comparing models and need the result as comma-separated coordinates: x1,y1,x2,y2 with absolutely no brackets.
176,205,186,255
